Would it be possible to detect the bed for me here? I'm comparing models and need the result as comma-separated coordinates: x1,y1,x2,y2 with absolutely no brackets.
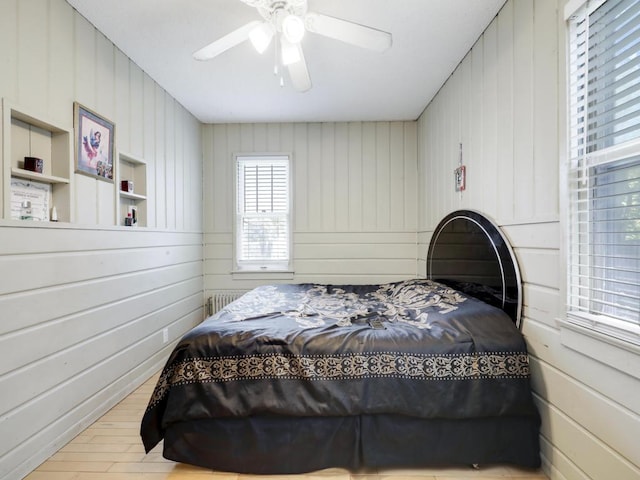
140,209,540,473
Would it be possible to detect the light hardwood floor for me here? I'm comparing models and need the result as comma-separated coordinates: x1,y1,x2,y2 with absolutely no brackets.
25,373,549,480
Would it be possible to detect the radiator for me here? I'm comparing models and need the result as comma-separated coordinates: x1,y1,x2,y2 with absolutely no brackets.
207,290,247,316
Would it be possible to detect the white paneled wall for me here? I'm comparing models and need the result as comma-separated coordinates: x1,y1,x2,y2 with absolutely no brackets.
0,1,204,478
0,228,203,479
2,1,637,480
417,0,639,479
203,122,418,294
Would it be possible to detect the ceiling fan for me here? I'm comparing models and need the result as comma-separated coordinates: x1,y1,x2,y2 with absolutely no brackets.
193,0,392,92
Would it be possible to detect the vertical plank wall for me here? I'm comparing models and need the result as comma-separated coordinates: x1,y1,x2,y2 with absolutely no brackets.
0,1,204,479
203,122,418,294
417,0,639,479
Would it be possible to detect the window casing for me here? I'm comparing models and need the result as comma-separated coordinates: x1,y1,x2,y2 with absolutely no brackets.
235,155,291,271
566,0,640,344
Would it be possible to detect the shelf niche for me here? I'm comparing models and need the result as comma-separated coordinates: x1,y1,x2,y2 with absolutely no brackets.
117,151,147,227
2,99,73,222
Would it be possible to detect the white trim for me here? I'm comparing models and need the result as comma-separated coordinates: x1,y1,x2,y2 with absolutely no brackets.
233,153,293,273
566,311,640,347
231,270,295,281
564,0,607,20
557,317,640,380
564,0,584,19
565,0,640,340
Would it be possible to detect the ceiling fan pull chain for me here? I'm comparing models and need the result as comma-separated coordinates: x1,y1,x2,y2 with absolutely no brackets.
274,32,285,87
273,33,279,75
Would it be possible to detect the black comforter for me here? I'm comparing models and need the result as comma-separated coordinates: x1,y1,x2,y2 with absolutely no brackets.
141,279,537,453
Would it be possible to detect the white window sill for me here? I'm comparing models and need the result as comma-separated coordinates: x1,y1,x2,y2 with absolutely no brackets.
231,270,294,281
556,317,640,380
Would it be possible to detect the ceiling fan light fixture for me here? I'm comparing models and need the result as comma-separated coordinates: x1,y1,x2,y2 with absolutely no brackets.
282,14,305,43
194,0,392,92
249,22,275,53
280,37,301,65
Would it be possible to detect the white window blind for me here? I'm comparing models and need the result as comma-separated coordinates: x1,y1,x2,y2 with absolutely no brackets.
567,0,640,342
235,155,290,270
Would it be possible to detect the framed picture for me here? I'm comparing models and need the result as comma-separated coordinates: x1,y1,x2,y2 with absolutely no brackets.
454,165,466,191
74,102,115,182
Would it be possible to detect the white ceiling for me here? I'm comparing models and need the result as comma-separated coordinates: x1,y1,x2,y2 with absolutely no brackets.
65,0,506,124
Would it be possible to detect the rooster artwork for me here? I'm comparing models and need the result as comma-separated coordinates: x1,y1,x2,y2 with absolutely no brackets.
82,129,102,163
75,103,114,181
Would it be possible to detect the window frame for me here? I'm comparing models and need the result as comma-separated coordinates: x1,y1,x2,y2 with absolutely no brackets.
564,0,640,348
233,153,293,274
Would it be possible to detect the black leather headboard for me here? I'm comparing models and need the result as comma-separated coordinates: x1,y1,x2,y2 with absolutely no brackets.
426,210,523,328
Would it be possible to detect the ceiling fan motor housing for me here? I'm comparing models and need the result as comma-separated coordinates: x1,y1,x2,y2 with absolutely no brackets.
242,0,308,31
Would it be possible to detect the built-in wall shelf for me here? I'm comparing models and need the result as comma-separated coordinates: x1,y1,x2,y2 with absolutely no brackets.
117,151,147,227
2,98,73,222
120,191,146,201
11,167,70,184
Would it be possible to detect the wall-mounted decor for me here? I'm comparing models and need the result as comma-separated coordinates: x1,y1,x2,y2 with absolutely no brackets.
10,178,51,221
454,165,466,191
74,102,115,182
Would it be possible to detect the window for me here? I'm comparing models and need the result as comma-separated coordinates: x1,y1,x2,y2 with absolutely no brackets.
235,155,291,271
566,0,640,344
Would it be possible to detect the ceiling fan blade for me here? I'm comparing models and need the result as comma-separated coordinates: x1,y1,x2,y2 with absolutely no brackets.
193,20,262,60
304,12,391,52
287,44,312,92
